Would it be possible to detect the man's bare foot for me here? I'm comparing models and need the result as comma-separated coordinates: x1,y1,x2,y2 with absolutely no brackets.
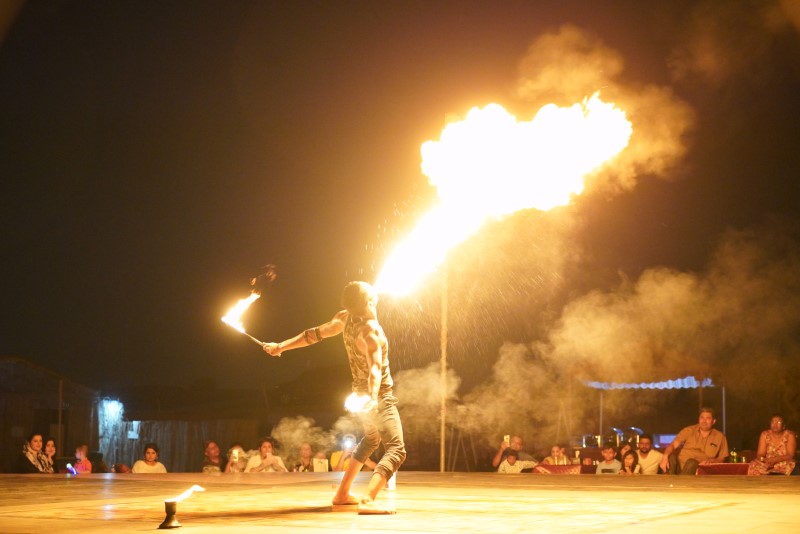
357,497,395,515
332,494,359,506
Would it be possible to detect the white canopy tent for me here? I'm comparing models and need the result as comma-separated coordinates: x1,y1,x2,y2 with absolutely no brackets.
584,375,726,439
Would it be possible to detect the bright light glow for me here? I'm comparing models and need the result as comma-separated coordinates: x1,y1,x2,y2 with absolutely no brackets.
344,393,371,413
167,485,206,503
375,93,632,296
100,399,124,423
221,292,260,333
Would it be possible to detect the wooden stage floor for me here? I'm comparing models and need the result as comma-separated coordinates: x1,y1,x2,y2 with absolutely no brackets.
0,471,797,533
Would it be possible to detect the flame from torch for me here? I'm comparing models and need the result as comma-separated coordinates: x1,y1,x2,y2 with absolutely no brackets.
159,485,205,529
221,292,265,345
167,485,205,503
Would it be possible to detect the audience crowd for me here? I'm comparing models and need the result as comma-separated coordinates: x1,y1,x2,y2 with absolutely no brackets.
10,408,797,477
491,409,798,476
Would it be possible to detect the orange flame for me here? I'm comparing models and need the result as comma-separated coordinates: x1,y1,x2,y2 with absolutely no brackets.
167,484,205,503
375,92,632,295
221,292,260,333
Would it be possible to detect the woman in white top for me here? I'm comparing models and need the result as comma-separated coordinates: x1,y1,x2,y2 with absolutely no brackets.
131,443,167,473
246,437,287,473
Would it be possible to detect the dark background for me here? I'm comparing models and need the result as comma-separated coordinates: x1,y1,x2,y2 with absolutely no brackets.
2,1,799,452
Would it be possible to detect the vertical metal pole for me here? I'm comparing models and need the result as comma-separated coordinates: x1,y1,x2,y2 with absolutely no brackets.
440,268,448,472
598,390,603,441
722,384,726,435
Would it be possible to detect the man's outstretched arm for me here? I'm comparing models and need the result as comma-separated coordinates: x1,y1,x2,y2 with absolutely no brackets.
263,310,347,356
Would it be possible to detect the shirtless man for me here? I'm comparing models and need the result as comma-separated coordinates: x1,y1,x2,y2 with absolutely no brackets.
263,281,406,514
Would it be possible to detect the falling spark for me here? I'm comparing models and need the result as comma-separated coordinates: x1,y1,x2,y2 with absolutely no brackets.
375,92,632,296
167,485,205,503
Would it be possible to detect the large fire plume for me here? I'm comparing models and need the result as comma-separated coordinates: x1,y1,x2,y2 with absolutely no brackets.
375,92,632,296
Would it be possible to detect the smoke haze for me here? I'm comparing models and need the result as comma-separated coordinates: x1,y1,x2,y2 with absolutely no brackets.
270,414,360,466
515,25,695,195
377,18,800,457
386,218,800,455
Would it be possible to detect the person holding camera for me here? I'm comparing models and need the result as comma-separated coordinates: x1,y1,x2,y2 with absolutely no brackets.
331,434,357,472
331,434,379,472
491,435,534,469
245,437,287,473
224,443,247,473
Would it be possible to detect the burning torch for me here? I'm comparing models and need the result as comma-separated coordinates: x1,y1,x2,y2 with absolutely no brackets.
221,292,265,346
220,264,278,348
158,485,205,529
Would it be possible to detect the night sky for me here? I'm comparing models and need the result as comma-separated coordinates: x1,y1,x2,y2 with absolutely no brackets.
2,0,800,416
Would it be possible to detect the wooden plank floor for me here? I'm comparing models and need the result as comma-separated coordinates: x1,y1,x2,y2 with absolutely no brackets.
0,471,798,533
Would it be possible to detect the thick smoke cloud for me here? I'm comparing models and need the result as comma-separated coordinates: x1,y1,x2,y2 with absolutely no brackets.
395,362,460,437
389,219,800,455
540,218,800,433
270,414,360,466
395,343,580,454
515,24,695,195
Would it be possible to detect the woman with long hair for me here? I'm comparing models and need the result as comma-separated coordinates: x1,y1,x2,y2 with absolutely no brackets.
618,449,642,475
15,433,53,474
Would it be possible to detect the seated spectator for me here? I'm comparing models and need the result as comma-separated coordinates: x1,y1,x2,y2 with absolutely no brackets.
596,444,621,474
331,436,380,473
618,450,642,475
659,407,729,475
491,435,535,469
201,440,227,474
497,449,538,473
89,451,109,473
541,444,571,465
131,443,168,473
225,443,248,473
293,442,328,472
293,442,314,472
636,433,663,475
73,443,92,473
331,434,370,472
245,437,288,473
748,414,796,476
615,441,633,463
44,437,57,473
14,433,53,474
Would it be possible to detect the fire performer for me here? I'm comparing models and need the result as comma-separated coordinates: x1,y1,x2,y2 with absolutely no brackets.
262,281,406,514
